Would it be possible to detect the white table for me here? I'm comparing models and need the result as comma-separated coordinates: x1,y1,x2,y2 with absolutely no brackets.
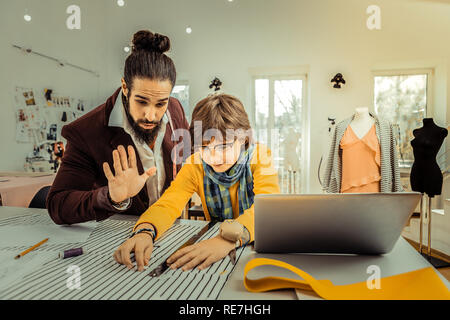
1,206,448,300
219,237,450,299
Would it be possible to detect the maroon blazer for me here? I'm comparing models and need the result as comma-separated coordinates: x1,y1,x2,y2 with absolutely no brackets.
46,88,190,225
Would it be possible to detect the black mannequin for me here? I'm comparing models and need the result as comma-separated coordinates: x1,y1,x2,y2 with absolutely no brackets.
410,118,448,197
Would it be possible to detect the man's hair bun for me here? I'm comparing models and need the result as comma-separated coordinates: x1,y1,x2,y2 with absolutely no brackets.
132,30,170,54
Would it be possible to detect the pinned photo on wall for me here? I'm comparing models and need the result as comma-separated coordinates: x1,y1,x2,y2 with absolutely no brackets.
47,124,57,141
44,88,54,107
14,86,34,109
17,109,27,122
27,106,43,129
16,122,30,143
77,99,85,111
22,90,36,106
12,86,89,144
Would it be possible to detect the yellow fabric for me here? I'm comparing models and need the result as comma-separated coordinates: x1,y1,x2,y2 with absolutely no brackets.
340,124,381,193
134,144,280,242
244,258,450,300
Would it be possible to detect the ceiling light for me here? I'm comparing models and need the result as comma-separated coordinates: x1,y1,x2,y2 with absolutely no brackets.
24,14,32,22
117,0,125,7
186,26,192,34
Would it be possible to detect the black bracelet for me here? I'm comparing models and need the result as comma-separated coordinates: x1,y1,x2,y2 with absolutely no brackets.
130,228,156,241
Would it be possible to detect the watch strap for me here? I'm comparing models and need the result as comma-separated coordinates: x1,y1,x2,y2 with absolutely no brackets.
107,189,132,211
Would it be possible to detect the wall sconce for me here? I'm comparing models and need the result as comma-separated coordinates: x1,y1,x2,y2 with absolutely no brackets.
209,77,223,91
331,73,346,89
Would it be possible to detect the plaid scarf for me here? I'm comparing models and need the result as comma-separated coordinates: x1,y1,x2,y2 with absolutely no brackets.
202,144,256,222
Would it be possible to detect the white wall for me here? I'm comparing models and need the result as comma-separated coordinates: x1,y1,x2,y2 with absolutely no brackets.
1,0,449,193
0,0,107,171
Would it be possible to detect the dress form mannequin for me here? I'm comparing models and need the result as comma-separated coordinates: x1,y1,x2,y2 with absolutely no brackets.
283,128,301,172
283,128,301,193
410,118,448,266
350,107,375,139
410,118,448,197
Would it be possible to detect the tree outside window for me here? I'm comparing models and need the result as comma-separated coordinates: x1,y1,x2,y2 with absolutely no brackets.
374,73,428,167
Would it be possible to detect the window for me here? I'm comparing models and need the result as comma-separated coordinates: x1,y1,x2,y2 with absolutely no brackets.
171,83,190,121
254,75,307,193
373,70,432,167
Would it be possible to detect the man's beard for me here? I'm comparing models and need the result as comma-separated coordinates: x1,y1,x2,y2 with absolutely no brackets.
122,93,163,145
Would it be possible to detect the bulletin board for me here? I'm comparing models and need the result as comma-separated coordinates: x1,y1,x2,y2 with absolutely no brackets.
12,86,89,172
13,86,87,145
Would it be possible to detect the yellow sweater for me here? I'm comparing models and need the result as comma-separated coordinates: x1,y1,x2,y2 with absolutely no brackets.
134,143,280,242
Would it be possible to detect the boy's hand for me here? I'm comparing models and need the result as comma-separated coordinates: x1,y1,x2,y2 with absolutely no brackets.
113,223,155,271
166,236,235,271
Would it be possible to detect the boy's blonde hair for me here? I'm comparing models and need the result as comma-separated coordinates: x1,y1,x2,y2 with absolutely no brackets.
189,93,253,150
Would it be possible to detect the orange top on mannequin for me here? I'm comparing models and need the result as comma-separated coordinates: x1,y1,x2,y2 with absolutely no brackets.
340,108,381,193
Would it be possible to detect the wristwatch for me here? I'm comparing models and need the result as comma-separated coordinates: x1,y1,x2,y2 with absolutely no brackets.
107,190,132,211
219,220,246,265
219,219,245,247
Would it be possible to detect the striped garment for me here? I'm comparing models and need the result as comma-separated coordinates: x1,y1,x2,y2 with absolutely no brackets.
322,113,403,193
202,144,256,221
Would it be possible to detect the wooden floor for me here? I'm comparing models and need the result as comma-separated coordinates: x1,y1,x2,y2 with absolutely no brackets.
403,237,450,281
438,267,450,282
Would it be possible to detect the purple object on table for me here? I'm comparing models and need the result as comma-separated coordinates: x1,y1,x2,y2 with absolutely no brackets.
59,247,84,259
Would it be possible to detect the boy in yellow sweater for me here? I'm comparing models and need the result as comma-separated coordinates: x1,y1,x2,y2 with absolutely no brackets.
113,93,280,271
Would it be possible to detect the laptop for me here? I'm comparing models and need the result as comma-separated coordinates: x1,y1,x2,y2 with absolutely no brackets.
254,192,421,254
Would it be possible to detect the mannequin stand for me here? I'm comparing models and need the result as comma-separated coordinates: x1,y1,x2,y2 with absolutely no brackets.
287,170,298,194
419,194,450,268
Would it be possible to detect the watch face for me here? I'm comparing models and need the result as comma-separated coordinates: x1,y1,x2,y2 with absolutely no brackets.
112,198,131,210
219,220,244,242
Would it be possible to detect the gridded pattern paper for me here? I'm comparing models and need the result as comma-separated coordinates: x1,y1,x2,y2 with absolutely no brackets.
0,214,244,300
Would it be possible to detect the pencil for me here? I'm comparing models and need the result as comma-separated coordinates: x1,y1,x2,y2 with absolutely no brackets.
14,238,49,259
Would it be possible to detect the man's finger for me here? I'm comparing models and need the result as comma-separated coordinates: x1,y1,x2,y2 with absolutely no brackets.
103,162,114,181
141,167,157,180
118,145,129,171
128,145,137,168
113,150,123,176
128,146,137,168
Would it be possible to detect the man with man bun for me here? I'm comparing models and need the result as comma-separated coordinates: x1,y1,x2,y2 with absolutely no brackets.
46,30,189,225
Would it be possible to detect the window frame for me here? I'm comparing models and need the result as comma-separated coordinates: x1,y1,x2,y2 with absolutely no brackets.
371,68,434,168
171,80,190,119
251,73,309,193
372,68,434,117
